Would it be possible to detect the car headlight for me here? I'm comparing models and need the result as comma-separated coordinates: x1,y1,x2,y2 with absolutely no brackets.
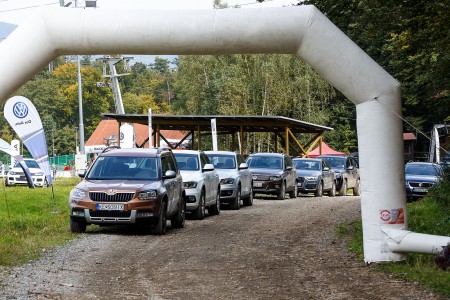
138,190,157,200
184,181,198,189
220,178,235,184
305,176,318,181
34,172,44,176
270,176,281,181
69,188,86,201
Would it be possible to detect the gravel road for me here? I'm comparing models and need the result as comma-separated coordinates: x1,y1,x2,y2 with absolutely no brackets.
0,195,446,299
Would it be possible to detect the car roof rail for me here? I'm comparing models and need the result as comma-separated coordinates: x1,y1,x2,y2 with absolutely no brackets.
100,146,120,154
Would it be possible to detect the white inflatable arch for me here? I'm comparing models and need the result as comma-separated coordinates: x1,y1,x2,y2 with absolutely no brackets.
0,5,448,263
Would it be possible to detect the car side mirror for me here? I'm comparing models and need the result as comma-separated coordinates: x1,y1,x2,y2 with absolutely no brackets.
203,163,215,172
323,167,329,171
286,166,293,170
238,163,248,170
347,166,354,170
163,170,177,179
77,169,86,178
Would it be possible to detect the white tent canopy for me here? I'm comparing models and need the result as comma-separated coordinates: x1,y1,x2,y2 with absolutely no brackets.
0,5,448,262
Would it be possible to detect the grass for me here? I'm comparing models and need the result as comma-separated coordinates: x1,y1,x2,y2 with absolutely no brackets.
0,177,81,266
343,195,450,297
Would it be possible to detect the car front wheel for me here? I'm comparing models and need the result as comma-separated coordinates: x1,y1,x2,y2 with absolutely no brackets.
277,182,285,200
339,179,347,196
70,218,86,233
208,189,221,215
243,186,253,206
230,188,241,210
289,183,297,198
328,181,336,197
193,190,206,220
353,178,361,196
171,197,185,228
314,181,323,197
151,201,167,235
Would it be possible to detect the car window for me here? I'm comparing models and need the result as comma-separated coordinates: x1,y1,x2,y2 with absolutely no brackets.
237,154,245,165
174,153,199,171
248,156,282,169
285,156,293,168
87,156,158,180
14,160,39,169
405,164,441,176
207,154,236,169
200,152,210,168
321,157,345,168
294,160,320,170
164,154,178,173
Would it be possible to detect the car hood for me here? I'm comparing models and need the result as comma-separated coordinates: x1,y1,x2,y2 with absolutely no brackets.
76,180,160,192
249,168,283,176
11,167,43,174
214,169,238,179
296,170,321,177
179,170,204,182
405,174,439,183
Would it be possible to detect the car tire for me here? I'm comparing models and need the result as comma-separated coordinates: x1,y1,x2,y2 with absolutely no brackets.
208,189,221,215
314,181,323,197
70,218,86,233
353,178,361,196
339,179,347,196
193,190,206,220
243,186,253,206
42,179,49,188
171,197,186,229
289,183,297,198
230,187,241,210
328,181,336,197
151,201,167,235
277,182,285,200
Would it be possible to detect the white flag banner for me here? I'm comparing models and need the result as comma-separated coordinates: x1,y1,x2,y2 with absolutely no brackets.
211,118,218,151
0,138,35,188
4,96,52,185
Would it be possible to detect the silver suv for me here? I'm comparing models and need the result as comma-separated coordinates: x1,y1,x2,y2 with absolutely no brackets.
205,151,253,210
69,147,185,235
173,150,221,219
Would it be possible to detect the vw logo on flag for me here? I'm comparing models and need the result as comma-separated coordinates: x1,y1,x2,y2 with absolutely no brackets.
13,102,28,119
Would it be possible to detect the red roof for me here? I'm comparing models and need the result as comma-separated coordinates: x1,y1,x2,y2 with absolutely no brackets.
308,141,347,158
86,120,187,148
403,133,416,141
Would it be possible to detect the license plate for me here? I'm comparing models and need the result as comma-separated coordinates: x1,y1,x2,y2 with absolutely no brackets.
253,182,262,187
96,204,124,211
414,188,428,193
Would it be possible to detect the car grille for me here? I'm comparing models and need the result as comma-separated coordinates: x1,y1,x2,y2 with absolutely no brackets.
90,211,131,218
253,175,270,181
89,192,134,202
409,182,434,188
298,177,305,183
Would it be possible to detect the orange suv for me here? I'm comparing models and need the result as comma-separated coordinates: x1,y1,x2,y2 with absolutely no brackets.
69,147,185,235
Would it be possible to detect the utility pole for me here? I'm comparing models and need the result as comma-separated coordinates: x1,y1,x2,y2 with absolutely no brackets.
97,56,133,114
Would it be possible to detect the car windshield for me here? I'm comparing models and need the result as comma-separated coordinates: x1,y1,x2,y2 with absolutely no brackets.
405,164,441,176
174,153,199,171
14,160,39,169
294,160,320,170
86,156,158,180
206,154,236,169
320,157,345,169
247,156,282,169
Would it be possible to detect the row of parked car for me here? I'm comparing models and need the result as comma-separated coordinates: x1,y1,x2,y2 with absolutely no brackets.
68,147,362,234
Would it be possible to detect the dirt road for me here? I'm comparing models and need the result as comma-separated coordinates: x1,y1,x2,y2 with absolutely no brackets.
0,195,445,299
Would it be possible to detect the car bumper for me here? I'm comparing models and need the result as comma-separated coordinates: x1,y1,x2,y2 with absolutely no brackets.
7,175,46,187
253,180,282,195
406,186,430,198
184,188,202,211
219,184,238,203
297,180,319,193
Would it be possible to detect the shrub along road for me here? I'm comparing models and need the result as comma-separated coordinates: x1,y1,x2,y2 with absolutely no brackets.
0,195,445,299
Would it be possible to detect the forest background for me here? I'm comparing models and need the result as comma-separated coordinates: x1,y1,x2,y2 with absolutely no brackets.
0,0,448,159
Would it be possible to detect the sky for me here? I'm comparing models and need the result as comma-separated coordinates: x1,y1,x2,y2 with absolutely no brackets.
0,0,299,64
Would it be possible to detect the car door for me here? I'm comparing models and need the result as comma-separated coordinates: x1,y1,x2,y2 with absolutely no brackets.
346,157,357,188
199,152,213,204
284,156,296,190
160,154,178,214
322,160,333,190
237,154,251,197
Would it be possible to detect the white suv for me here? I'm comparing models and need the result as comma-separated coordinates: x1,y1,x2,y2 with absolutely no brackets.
6,159,47,187
205,151,253,210
173,150,220,220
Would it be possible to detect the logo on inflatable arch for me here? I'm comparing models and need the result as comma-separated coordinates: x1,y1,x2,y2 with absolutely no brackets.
13,102,28,119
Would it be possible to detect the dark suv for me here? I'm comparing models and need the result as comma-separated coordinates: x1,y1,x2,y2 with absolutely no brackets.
247,153,297,199
69,147,185,235
317,155,360,196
